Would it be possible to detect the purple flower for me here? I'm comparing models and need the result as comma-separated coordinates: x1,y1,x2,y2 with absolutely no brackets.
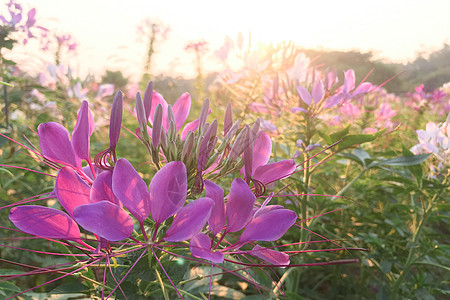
9,164,136,249
242,130,296,194
189,179,297,265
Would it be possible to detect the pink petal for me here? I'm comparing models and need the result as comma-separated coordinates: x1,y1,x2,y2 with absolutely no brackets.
73,201,133,241
226,178,255,233
190,233,224,263
149,161,187,225
312,79,324,103
90,171,122,207
344,69,355,93
181,119,199,140
149,92,168,128
253,159,296,184
296,86,312,106
353,82,373,96
9,205,82,243
250,245,290,266
55,167,91,218
82,165,102,180
173,92,191,132
249,102,270,114
164,197,214,242
38,122,80,168
324,93,343,109
204,180,225,235
291,107,308,113
252,131,272,173
253,205,284,218
112,159,150,223
239,207,297,242
71,101,93,162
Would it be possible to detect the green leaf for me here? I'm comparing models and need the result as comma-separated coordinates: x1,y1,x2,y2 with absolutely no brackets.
1,38,16,50
0,269,24,276
317,130,332,145
330,125,350,141
402,145,424,184
0,81,14,87
413,261,450,272
209,286,245,299
373,153,431,167
0,168,15,177
0,281,21,295
380,260,392,273
50,282,89,294
337,134,378,151
2,57,16,66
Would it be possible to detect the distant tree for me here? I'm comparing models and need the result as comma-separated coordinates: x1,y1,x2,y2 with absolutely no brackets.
101,70,129,91
300,49,404,93
136,18,171,88
404,44,450,91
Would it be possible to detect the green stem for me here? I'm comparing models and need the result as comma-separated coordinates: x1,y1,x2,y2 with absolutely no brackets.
332,167,367,200
155,268,170,300
3,84,8,127
391,176,448,298
161,282,203,300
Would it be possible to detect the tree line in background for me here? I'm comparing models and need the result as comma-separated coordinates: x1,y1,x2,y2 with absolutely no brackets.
128,44,450,99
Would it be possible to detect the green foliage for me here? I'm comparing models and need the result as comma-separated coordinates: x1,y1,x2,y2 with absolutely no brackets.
101,70,129,91
301,49,404,93
403,43,450,90
1,34,449,300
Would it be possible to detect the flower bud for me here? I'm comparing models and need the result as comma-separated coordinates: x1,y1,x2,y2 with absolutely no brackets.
224,102,233,135
143,81,153,121
152,104,163,150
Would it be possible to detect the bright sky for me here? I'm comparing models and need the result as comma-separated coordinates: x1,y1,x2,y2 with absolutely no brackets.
12,0,450,81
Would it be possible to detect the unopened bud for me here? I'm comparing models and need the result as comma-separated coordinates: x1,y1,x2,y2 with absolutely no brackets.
143,81,153,121
152,104,163,149
136,92,149,142
229,126,248,162
110,90,123,148
181,131,195,162
224,102,233,135
198,98,210,131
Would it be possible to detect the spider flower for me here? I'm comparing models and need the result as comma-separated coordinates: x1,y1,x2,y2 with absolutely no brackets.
242,129,296,195
9,166,134,249
189,179,297,265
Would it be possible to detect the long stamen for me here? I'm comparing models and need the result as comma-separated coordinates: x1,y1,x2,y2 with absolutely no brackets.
94,148,114,170
251,178,266,197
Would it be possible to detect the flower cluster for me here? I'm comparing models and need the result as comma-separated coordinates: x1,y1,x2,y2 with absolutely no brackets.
410,113,450,177
55,33,77,52
406,84,449,116
0,0,47,46
5,81,347,298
